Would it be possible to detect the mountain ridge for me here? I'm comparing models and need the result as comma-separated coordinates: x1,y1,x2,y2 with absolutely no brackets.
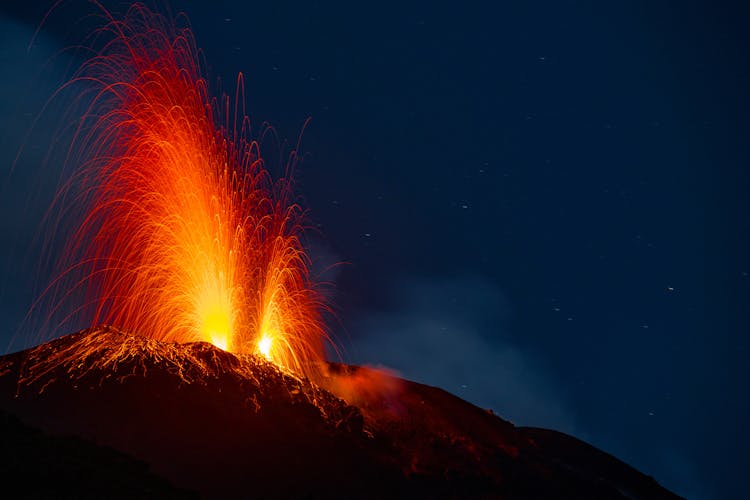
0,327,680,499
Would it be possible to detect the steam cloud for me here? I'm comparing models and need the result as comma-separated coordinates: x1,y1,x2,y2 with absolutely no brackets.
346,275,577,433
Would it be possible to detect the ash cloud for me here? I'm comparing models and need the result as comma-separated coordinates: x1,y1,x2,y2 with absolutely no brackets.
346,275,577,434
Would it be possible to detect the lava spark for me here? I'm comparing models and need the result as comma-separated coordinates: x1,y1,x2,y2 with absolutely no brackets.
36,3,330,380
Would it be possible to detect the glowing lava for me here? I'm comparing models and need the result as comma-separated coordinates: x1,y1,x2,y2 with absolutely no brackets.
37,3,330,379
258,336,273,360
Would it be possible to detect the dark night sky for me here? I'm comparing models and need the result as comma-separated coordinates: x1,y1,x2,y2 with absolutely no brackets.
1,1,748,498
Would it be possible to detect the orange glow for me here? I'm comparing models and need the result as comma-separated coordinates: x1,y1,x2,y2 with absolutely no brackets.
39,4,330,380
258,335,272,360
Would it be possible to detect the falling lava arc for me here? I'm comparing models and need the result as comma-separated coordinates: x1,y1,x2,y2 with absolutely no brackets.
34,3,331,380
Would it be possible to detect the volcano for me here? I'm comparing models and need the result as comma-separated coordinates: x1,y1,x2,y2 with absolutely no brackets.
0,328,678,499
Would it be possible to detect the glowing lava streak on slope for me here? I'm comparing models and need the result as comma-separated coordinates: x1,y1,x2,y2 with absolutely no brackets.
38,4,330,379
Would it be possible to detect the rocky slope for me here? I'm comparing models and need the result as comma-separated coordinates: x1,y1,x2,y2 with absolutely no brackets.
0,327,680,499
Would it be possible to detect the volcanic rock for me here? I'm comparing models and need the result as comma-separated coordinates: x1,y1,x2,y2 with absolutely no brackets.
0,327,680,499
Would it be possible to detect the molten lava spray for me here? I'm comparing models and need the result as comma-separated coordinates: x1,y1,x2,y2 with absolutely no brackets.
37,4,330,379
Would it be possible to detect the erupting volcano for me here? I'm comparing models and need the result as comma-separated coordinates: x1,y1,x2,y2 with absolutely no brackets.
0,3,684,499
35,3,328,379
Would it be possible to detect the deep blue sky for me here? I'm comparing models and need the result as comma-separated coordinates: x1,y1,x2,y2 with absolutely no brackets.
1,1,748,498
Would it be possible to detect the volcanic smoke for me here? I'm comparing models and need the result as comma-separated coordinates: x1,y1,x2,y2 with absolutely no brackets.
32,4,330,380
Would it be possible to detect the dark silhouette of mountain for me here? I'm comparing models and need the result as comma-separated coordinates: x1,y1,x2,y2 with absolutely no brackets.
0,408,194,498
0,327,680,499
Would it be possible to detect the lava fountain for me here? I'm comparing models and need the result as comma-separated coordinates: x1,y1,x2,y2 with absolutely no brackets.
34,3,330,379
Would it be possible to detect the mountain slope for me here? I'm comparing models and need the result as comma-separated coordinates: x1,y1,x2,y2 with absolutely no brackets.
0,408,193,498
0,327,680,499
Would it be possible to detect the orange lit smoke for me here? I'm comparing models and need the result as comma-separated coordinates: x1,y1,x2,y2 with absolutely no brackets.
320,365,405,417
37,4,329,379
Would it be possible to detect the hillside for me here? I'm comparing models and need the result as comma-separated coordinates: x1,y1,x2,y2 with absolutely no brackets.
0,327,680,498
